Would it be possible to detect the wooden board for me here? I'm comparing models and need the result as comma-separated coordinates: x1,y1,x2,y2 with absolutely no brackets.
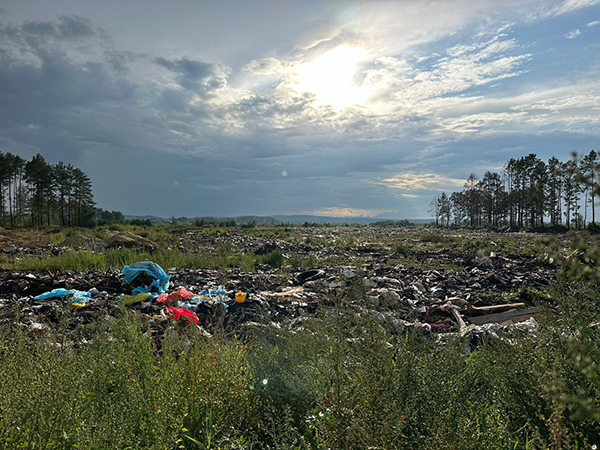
466,302,526,315
467,307,537,326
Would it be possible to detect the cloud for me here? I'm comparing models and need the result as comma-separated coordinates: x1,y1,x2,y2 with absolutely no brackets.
331,0,525,54
104,49,136,74
310,207,388,217
156,57,230,94
382,173,466,191
0,5,599,218
21,15,100,39
587,20,600,26
242,57,287,76
416,38,530,95
565,29,582,38
425,84,600,136
545,0,600,16
0,17,138,164
512,88,600,111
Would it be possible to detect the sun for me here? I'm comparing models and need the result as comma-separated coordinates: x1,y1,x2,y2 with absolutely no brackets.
294,46,370,110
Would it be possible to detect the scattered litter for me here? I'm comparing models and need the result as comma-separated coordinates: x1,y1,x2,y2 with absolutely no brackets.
0,226,556,346
121,292,153,306
294,269,323,285
156,288,195,305
35,288,93,305
342,269,356,279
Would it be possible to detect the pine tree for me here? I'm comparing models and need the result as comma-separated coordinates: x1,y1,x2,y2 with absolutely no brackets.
429,195,441,226
450,191,466,225
464,173,481,226
0,153,6,225
438,192,451,226
25,154,52,226
580,150,598,226
52,162,75,227
546,157,563,226
71,168,95,227
562,160,580,229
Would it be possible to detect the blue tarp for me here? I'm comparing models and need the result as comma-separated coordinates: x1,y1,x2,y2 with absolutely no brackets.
122,261,170,294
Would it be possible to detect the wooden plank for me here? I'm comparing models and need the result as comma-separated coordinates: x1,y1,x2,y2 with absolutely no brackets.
451,309,466,329
263,287,304,298
467,307,537,326
466,302,526,315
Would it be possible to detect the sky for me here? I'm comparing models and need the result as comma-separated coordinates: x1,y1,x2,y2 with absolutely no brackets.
0,0,599,219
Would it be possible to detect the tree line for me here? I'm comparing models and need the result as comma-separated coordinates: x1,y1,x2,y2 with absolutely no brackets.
430,151,599,230
0,152,123,228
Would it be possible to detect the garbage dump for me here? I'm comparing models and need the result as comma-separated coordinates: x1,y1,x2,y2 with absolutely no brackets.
0,240,552,347
0,224,561,346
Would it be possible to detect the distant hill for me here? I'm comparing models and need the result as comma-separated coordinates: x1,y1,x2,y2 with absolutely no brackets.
271,215,430,225
272,215,376,224
124,215,170,223
124,214,430,225
124,215,279,225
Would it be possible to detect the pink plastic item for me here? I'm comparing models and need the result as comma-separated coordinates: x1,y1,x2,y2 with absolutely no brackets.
156,288,195,305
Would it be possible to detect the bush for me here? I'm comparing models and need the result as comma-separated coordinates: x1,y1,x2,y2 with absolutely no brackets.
417,231,449,243
260,249,284,268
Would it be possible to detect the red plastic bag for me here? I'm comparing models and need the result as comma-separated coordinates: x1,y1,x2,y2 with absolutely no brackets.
165,306,199,325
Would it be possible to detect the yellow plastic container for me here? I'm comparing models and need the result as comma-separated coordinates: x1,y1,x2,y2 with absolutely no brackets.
235,292,246,303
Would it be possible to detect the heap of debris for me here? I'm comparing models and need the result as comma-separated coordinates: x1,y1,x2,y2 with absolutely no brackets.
0,244,553,345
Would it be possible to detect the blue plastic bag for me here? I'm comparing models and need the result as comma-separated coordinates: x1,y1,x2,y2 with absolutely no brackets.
34,288,93,304
35,288,71,300
121,261,170,294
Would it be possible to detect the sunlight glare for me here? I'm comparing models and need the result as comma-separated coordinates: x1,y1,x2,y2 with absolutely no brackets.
294,46,370,110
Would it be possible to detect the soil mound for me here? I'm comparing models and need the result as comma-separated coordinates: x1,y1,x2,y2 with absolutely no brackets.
104,231,159,250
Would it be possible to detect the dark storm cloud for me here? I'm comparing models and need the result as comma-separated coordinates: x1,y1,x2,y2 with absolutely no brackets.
0,49,134,124
0,16,137,164
0,15,285,215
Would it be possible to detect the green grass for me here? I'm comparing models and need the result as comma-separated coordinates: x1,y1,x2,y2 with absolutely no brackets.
1,226,599,448
0,247,326,273
0,248,262,272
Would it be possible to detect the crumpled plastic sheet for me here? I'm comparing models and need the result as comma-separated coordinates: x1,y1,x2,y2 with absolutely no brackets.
122,261,170,294
34,288,93,306
165,306,199,325
121,292,153,306
423,322,455,332
156,288,195,306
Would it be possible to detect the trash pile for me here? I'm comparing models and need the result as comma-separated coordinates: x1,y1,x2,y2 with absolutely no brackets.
358,265,543,336
0,239,554,345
